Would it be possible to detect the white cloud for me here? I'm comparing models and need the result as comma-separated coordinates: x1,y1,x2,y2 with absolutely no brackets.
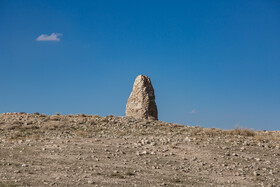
189,109,197,114
36,33,62,41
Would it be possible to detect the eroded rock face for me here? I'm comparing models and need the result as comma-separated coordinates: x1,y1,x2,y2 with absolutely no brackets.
126,75,158,120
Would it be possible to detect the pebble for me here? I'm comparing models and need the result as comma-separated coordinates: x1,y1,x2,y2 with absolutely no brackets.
255,158,261,162
88,180,95,184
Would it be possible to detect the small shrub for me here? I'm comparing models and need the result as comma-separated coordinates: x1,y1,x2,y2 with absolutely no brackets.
203,128,219,137
88,119,96,125
190,128,202,136
240,128,255,136
254,135,265,141
226,125,255,137
41,122,60,130
0,182,16,187
170,178,181,183
76,130,87,137
29,133,41,140
125,171,135,176
10,131,25,139
110,173,124,178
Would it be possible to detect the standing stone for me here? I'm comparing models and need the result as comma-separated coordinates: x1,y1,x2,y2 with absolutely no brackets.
126,75,158,120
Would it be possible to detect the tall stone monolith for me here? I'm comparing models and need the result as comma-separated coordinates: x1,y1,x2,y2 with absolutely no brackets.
126,75,158,120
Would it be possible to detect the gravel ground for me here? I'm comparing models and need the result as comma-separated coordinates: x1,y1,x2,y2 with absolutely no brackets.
0,113,279,186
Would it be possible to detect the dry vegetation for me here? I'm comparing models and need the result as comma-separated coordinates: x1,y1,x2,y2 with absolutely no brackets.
0,112,279,186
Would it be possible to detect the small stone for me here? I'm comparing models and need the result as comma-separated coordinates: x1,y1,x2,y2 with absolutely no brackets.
88,180,95,184
142,150,148,155
192,157,197,161
255,158,261,162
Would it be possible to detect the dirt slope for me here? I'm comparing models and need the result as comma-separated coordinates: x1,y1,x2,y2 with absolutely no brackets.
0,113,279,186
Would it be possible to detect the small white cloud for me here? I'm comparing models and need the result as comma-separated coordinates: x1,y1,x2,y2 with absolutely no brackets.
36,33,62,41
189,109,197,114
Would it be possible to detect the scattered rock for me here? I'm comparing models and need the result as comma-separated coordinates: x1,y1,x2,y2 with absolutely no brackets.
88,180,95,184
22,164,28,167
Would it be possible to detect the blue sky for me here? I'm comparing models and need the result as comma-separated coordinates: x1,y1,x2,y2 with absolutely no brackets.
0,0,279,130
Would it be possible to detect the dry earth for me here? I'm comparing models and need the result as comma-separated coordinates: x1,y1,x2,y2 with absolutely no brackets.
0,113,279,187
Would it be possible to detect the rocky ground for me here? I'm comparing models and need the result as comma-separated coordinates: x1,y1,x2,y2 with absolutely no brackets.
0,113,279,187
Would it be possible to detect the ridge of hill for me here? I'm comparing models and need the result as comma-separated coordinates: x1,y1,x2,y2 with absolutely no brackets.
0,113,279,186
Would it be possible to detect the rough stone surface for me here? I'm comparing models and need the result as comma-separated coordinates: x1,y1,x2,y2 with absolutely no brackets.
126,75,158,120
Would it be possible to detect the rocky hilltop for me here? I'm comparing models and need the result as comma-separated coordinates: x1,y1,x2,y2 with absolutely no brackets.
0,112,280,186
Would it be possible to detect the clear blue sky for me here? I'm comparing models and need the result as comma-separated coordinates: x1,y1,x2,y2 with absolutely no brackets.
1,0,279,130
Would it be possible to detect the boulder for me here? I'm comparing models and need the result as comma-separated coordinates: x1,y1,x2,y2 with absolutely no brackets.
126,75,158,120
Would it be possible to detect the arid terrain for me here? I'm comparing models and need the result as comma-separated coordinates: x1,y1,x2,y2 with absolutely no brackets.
0,113,279,186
